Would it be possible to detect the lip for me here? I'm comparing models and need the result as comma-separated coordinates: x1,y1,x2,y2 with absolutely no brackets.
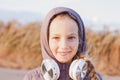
58,51,71,56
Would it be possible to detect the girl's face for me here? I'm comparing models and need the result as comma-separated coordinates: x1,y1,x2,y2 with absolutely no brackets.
49,15,79,63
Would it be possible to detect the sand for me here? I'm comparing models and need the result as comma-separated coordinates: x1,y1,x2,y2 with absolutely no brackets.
0,67,120,80
0,67,27,80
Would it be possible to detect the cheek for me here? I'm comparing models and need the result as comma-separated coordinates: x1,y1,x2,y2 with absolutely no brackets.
49,40,57,52
72,41,79,51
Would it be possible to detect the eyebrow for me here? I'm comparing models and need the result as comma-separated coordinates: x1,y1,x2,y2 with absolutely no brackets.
50,33,78,36
68,33,78,36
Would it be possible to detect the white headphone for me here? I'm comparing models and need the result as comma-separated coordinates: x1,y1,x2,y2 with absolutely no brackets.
41,59,88,80
41,59,60,80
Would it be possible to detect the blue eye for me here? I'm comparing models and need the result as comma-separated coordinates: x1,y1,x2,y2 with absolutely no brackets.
68,37,75,40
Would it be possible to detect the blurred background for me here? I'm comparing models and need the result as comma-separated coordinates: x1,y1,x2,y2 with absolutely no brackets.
0,0,120,80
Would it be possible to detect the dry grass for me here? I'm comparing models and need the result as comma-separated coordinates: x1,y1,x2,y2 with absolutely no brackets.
0,20,42,69
86,29,120,76
0,20,120,76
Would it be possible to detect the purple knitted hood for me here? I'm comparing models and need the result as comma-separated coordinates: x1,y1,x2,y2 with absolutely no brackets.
40,7,86,60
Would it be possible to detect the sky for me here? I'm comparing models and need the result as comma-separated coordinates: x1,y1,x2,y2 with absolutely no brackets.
0,0,120,31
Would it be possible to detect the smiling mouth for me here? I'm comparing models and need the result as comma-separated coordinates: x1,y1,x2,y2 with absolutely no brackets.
58,51,71,56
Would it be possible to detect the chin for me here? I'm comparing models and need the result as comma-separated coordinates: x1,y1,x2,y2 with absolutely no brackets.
58,59,71,63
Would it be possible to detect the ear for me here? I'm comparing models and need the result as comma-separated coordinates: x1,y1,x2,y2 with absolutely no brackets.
69,59,88,80
41,59,60,80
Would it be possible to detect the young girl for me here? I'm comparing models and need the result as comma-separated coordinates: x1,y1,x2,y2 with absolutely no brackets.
23,7,102,80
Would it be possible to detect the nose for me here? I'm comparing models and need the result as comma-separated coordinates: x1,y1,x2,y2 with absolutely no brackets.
59,38,68,49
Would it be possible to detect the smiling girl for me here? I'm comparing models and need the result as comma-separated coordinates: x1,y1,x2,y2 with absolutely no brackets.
23,7,102,80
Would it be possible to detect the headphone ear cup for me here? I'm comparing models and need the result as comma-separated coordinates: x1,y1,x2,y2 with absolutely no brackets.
69,59,88,80
69,59,78,79
41,59,60,80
